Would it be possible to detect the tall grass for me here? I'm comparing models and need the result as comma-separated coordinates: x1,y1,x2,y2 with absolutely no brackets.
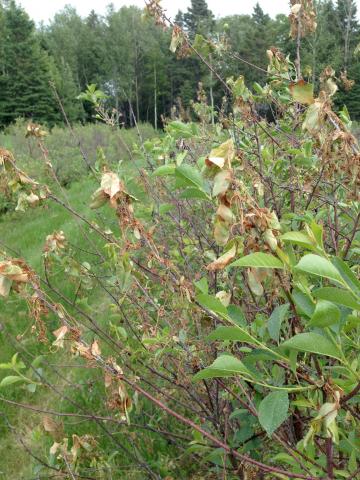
0,122,157,479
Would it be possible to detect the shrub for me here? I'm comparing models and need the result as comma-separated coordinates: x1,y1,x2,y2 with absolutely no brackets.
0,3,359,479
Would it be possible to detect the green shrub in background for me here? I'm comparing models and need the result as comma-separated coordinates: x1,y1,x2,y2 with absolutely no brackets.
0,119,156,187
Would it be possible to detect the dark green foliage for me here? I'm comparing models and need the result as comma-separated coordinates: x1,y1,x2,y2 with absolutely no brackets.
0,1,58,127
182,0,215,38
1,0,360,129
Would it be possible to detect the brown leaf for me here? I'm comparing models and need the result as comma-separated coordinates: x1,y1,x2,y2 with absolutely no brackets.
73,342,92,360
91,340,101,357
52,325,69,349
207,245,237,271
0,276,12,297
302,101,324,133
104,372,112,388
101,172,122,199
169,26,183,53
217,204,235,224
43,416,64,441
44,231,66,254
0,262,28,283
214,219,230,246
247,268,264,297
216,290,231,307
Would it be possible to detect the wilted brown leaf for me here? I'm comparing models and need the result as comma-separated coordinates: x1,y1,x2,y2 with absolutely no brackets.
52,325,69,349
91,340,101,357
0,276,12,297
207,245,237,271
43,416,64,441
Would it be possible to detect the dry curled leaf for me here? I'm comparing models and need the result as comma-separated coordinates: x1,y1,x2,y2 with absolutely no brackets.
43,416,64,441
44,231,66,255
289,0,317,39
207,245,237,271
52,325,69,349
26,123,47,138
91,340,101,357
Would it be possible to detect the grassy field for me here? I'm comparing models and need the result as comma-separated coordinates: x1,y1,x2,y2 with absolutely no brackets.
0,177,99,478
0,123,162,479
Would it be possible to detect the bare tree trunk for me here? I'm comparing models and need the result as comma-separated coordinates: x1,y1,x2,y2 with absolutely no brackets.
295,10,302,80
209,55,215,126
154,63,158,130
135,74,140,123
343,0,354,72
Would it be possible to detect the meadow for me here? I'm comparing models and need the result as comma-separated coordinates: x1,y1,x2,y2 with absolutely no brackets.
0,122,163,479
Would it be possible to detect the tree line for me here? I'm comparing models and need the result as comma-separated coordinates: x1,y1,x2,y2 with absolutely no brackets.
0,0,359,129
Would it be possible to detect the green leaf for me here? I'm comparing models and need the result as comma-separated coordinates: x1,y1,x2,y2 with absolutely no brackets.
0,362,13,370
295,255,344,285
303,101,322,133
292,289,315,317
229,252,284,269
0,376,24,387
179,188,209,200
281,333,342,360
309,300,341,328
175,164,204,190
193,355,252,381
196,294,228,317
159,203,175,215
313,288,360,311
280,231,315,250
290,81,314,105
152,164,176,177
207,326,255,345
309,221,324,250
227,304,246,326
194,277,208,295
268,304,290,342
193,34,213,57
258,391,289,436
212,170,232,197
331,257,360,295
27,383,37,393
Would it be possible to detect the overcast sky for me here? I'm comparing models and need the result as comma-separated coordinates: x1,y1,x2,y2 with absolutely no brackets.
17,1,288,23
17,0,360,24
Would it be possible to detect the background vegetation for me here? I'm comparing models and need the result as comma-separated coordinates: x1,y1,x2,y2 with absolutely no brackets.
0,0,360,128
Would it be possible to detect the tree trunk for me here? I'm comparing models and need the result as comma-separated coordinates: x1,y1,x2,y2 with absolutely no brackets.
154,62,158,130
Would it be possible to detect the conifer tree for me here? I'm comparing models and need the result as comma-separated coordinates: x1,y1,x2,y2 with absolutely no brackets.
0,1,58,127
183,0,215,38
48,57,84,124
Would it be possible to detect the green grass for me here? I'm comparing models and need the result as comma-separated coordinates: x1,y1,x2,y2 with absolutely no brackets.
0,122,151,478
0,176,102,479
0,123,178,479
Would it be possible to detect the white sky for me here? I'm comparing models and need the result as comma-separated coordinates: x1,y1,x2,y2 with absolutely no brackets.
17,0,360,24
